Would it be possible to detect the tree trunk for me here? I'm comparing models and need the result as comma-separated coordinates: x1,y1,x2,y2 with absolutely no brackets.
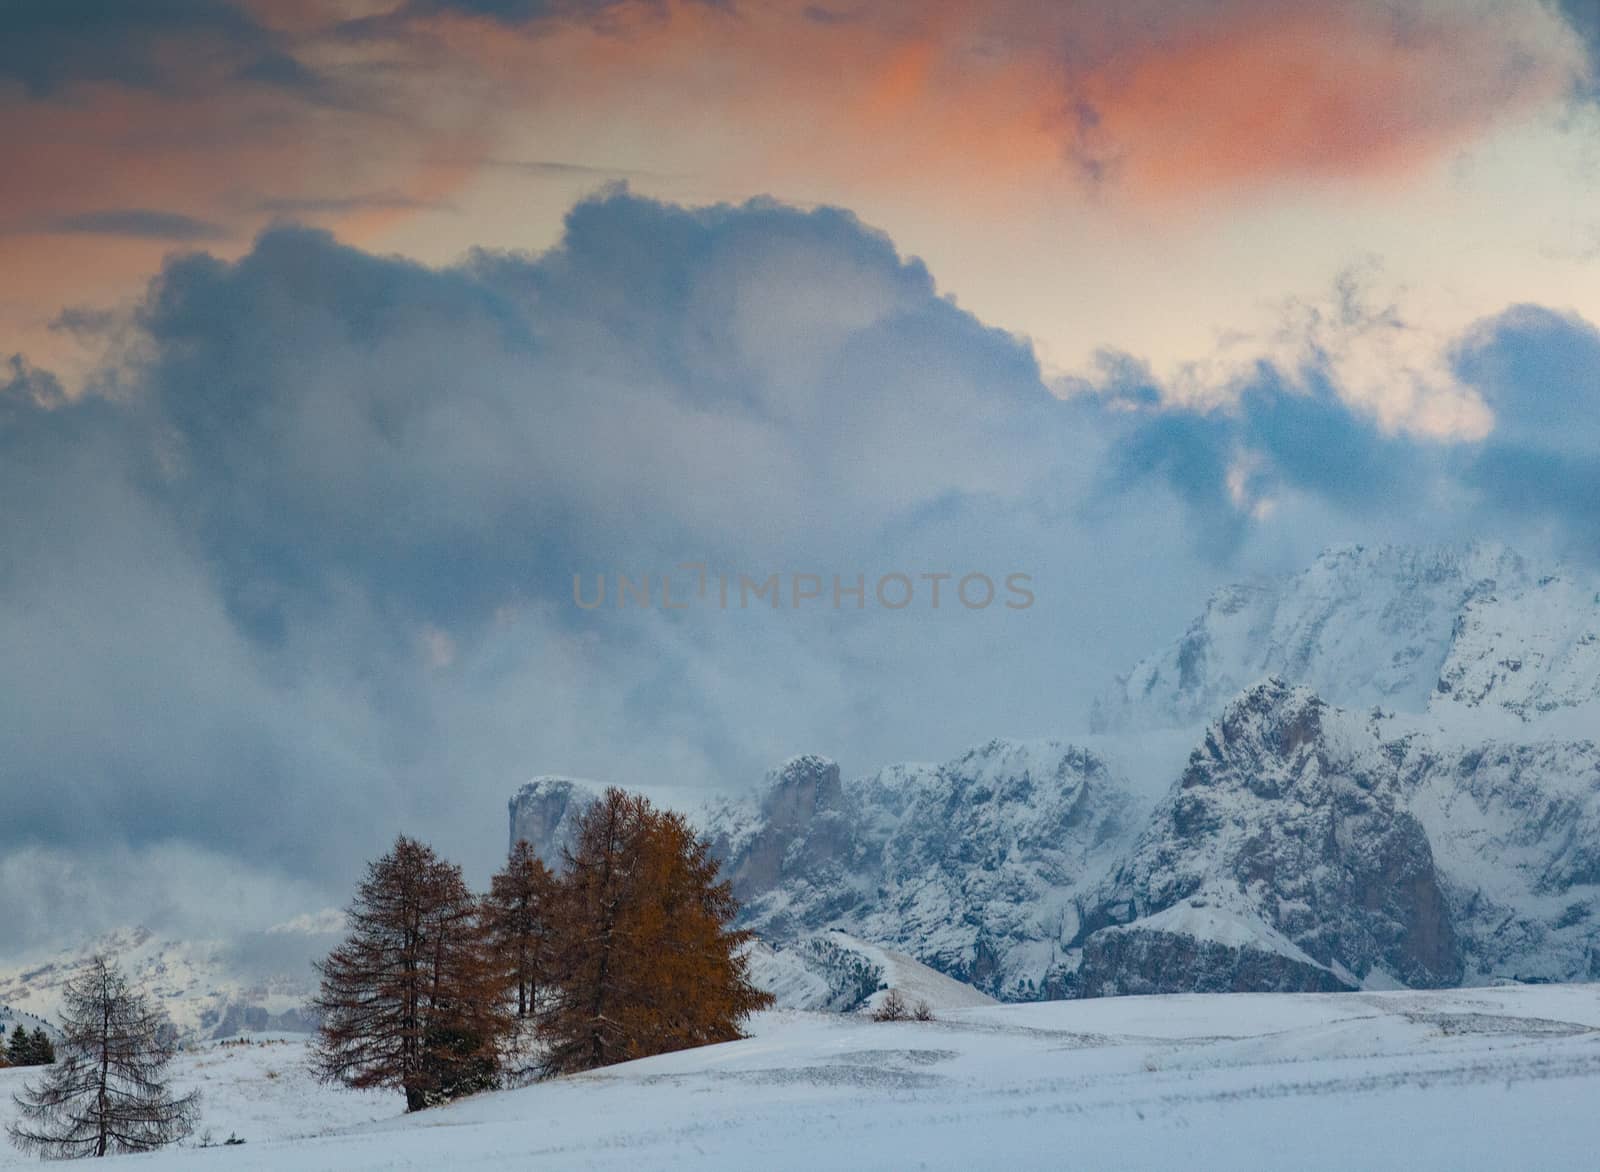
96,987,111,1158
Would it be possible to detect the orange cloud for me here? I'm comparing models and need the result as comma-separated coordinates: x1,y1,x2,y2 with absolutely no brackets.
1069,1,1587,198
416,0,1586,210
0,0,1589,377
0,18,496,371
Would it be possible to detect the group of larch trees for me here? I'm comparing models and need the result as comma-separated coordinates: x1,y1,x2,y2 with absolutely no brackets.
313,787,772,1111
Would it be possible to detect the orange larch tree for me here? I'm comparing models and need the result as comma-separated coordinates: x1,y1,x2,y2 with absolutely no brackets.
538,788,772,1075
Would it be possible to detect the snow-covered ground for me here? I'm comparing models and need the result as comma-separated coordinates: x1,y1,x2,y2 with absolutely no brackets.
5,986,1600,1169
0,1035,392,1165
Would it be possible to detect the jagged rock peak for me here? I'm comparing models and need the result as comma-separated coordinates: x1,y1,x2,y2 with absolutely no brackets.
758,754,843,828
1191,677,1326,774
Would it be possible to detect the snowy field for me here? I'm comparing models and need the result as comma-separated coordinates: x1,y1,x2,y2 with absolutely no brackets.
5,986,1600,1169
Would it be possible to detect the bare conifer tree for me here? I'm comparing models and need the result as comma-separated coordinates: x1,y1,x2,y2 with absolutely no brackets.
871,988,910,1022
6,956,198,1159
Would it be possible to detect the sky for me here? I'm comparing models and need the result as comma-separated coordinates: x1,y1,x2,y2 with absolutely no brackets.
2,0,1600,955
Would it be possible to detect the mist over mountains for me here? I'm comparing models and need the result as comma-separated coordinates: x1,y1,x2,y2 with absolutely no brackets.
7,540,1599,1029
514,542,1600,1002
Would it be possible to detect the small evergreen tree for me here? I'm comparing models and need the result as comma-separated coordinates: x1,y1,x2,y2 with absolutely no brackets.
6,956,198,1158
313,836,513,1110
29,1028,54,1065
6,1025,28,1066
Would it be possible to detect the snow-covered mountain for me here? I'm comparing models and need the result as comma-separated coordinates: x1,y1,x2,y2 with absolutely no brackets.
701,745,1138,1000
0,924,331,1041
1072,678,1600,995
509,747,1144,1002
1091,543,1600,735
506,776,601,867
508,542,1600,1004
1434,568,1600,726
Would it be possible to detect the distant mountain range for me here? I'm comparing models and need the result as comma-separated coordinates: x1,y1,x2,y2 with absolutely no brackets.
0,923,334,1041
512,543,1600,1002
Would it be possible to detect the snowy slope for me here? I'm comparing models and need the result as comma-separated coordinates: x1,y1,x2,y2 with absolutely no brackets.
1434,570,1600,727
0,1037,393,1166
0,1004,54,1044
10,987,1600,1170
747,930,997,1013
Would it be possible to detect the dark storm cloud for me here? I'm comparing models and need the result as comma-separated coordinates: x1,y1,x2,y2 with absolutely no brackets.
1103,360,1433,560
0,354,65,413
0,191,1086,925
390,0,723,30
1107,408,1247,557
34,209,231,242
1101,297,1600,564
0,0,323,101
1453,304,1600,544
1237,369,1420,510
130,193,1048,649
1559,0,1600,95
1453,304,1600,452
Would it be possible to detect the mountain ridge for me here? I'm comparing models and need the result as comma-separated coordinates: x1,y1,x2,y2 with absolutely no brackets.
507,541,1600,1002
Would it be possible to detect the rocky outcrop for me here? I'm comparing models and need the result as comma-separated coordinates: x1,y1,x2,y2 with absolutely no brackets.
702,739,1136,1000
710,755,855,907
1073,680,1462,992
507,776,599,864
1073,915,1355,997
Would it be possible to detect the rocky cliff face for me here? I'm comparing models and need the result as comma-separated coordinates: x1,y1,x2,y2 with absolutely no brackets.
1073,681,1461,993
701,741,1136,1000
507,776,600,865
1069,679,1600,997
1073,907,1356,997
1403,736,1600,982
707,755,855,912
